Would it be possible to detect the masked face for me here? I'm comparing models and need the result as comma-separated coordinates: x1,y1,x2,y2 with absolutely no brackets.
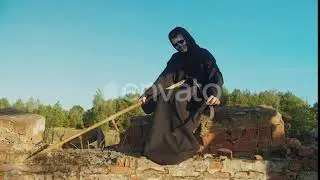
171,34,188,53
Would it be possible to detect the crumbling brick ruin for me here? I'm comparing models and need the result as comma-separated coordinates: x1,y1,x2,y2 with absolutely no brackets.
0,106,318,179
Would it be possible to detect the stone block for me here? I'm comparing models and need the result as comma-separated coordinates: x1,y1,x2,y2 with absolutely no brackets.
0,114,45,144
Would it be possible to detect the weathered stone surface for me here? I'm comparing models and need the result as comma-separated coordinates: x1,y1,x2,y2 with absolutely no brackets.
193,159,210,173
79,165,108,174
204,172,231,180
167,159,201,177
2,151,316,180
0,153,30,163
207,159,223,174
84,174,128,180
136,169,169,180
272,123,285,145
110,166,133,175
116,157,137,168
0,114,45,144
33,174,54,180
234,171,265,180
136,157,166,173
0,113,46,163
254,155,264,160
222,159,266,175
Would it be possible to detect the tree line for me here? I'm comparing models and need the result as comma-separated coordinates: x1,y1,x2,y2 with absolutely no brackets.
0,88,317,133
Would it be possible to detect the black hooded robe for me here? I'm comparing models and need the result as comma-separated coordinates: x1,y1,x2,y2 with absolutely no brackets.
141,27,224,165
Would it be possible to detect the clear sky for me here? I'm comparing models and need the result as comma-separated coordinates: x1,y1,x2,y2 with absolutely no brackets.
0,0,318,109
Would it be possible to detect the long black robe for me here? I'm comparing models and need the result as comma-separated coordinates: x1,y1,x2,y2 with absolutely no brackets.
141,27,224,165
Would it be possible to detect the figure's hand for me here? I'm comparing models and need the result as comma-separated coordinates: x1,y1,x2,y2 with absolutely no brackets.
139,96,147,104
206,95,220,106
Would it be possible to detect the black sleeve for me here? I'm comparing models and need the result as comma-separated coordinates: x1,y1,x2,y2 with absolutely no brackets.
202,49,224,98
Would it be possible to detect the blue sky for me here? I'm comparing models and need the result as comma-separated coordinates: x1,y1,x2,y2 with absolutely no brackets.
0,0,318,109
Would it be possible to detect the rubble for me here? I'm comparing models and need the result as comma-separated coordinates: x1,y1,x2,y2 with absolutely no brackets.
26,149,127,167
1,149,318,179
0,110,46,163
0,106,318,179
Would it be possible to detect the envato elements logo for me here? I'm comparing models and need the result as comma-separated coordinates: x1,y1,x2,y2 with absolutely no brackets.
104,79,222,119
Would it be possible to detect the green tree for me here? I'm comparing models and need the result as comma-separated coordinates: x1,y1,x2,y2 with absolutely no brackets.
293,104,317,132
83,108,94,128
92,89,109,126
312,102,318,112
230,89,249,106
258,90,280,109
114,94,145,132
51,102,68,127
93,89,105,108
36,104,54,128
25,97,40,113
13,98,25,112
247,93,261,107
278,91,306,117
0,98,9,109
221,87,230,106
312,102,318,121
68,105,85,128
278,92,316,132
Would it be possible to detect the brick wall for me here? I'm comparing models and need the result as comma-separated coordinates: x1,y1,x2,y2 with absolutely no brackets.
199,106,286,155
0,150,318,180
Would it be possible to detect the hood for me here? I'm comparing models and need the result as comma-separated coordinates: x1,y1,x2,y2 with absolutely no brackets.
168,27,199,51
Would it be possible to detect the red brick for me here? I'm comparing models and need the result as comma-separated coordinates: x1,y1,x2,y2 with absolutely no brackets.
242,127,258,140
212,132,230,142
230,128,243,140
208,131,232,152
267,172,285,180
232,141,257,152
257,141,271,149
258,126,272,141
212,138,232,146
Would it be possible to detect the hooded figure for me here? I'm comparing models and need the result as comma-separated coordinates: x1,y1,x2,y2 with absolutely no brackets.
141,27,224,165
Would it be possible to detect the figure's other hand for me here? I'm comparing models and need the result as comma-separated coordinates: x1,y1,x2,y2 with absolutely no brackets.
139,96,147,104
206,95,220,106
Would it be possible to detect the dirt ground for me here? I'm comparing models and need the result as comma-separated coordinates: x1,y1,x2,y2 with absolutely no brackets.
44,127,120,147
